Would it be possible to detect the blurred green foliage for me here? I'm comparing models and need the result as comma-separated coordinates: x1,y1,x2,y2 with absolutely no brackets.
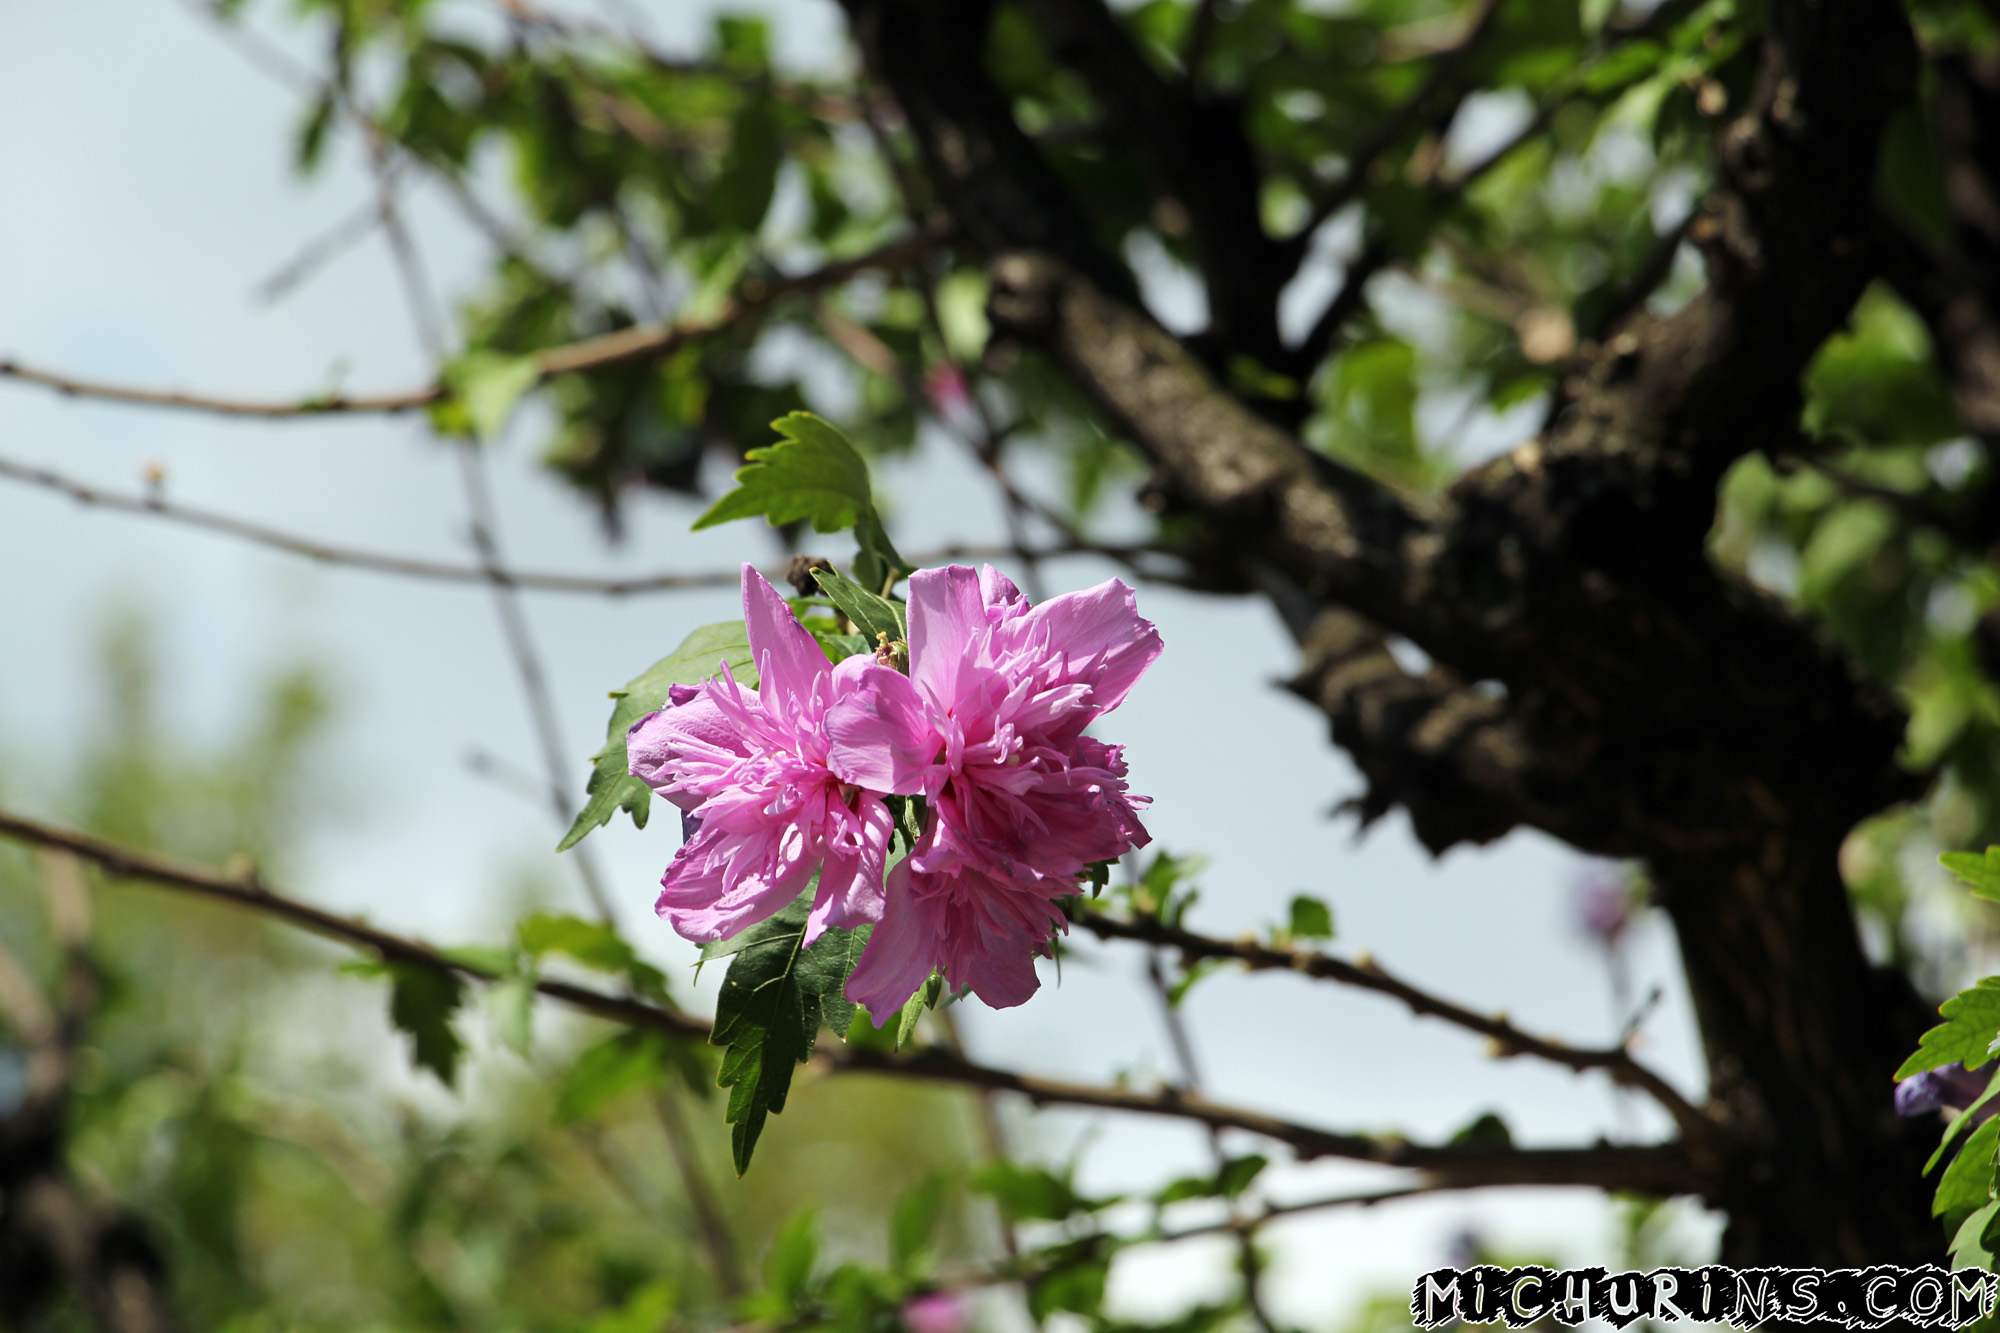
0,610,981,1331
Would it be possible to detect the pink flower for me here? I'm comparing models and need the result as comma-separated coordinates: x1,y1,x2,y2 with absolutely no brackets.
827,565,1161,1014
901,1291,969,1333
627,565,892,946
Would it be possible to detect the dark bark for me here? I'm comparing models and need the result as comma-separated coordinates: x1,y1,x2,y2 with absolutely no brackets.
845,0,1948,1269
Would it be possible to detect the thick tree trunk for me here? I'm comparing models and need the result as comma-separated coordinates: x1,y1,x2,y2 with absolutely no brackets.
1658,846,1937,1264
845,0,1946,1271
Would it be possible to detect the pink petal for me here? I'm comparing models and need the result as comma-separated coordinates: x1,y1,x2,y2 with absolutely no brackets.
1018,577,1162,710
825,665,940,795
845,859,945,1019
654,824,815,943
979,565,1027,619
938,875,1056,1009
804,796,894,946
740,564,828,709
906,565,987,711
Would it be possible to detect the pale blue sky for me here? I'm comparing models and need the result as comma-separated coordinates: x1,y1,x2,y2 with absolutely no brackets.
0,0,1718,1320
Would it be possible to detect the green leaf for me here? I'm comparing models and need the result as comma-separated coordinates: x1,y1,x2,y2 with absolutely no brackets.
487,968,536,1058
893,972,943,1049
1936,1114,2000,1233
1215,1153,1268,1199
555,1030,667,1124
1952,1200,2000,1271
1448,1111,1514,1149
812,567,906,645
1029,1249,1108,1319
446,350,541,442
385,962,466,1087
1899,977,2000,1079
1286,894,1335,941
763,1210,819,1312
695,412,877,536
558,620,755,851
1932,1070,2000,1175
518,913,636,971
710,891,869,1173
972,1161,1112,1221
1155,1155,1266,1206
692,414,909,590
1944,850,2000,905
890,1175,947,1276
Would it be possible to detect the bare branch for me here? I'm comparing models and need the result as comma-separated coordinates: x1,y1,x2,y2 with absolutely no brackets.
0,451,1144,596
0,231,945,421
0,807,1702,1199
1073,904,1712,1145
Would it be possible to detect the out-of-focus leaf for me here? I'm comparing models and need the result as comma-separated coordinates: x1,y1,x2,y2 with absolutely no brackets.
446,350,541,442
555,1029,667,1124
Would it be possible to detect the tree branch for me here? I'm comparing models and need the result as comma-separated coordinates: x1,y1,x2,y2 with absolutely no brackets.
1073,903,1711,1145
0,451,1149,597
0,808,1701,1200
0,231,944,421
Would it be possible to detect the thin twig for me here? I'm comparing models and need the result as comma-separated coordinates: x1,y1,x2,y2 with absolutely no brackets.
1076,907,1712,1145
0,451,1105,595
1142,950,1276,1333
0,807,1703,1197
0,232,946,421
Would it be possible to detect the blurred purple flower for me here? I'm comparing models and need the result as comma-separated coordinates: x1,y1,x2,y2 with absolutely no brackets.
1895,1062,1995,1119
923,364,971,419
1572,865,1634,950
902,1291,969,1333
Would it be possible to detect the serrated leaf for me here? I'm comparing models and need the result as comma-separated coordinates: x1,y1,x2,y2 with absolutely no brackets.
1945,850,2000,904
1287,894,1335,941
893,974,937,1049
1933,1071,2000,1175
447,350,540,442
559,621,755,852
385,962,466,1087
711,890,868,1173
1900,978,2000,1079
812,567,905,645
555,1030,667,1124
695,412,876,535
1937,1114,2000,1233
692,414,910,590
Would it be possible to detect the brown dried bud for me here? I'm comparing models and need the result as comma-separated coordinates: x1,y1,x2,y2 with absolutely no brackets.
785,554,835,598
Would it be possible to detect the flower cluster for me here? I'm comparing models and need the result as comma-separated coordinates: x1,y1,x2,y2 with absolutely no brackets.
627,563,1161,1016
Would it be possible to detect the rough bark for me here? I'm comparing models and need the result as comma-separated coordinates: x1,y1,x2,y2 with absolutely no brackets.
844,0,1945,1267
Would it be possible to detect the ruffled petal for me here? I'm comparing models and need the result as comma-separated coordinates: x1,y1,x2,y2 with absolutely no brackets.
654,823,816,942
825,664,940,795
627,687,746,810
907,565,987,711
804,795,893,946
1017,577,1162,710
940,878,1054,1009
845,858,944,1018
741,563,828,709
